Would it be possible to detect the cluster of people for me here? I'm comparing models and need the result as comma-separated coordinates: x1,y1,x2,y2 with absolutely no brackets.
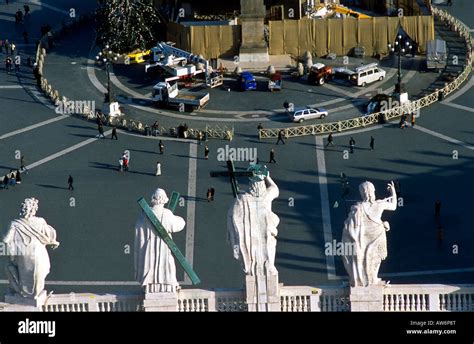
1,39,19,75
0,40,16,55
2,170,22,189
119,152,130,172
177,123,189,139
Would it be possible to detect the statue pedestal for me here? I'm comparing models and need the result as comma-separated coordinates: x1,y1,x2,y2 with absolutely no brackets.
239,17,269,63
102,101,122,117
245,274,281,312
350,285,384,311
4,290,48,309
239,0,269,63
395,92,409,105
143,292,178,312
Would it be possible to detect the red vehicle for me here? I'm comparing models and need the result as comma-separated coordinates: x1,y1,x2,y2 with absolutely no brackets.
308,63,333,86
268,72,282,91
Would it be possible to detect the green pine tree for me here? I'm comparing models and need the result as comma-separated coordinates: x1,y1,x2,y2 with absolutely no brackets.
96,0,160,54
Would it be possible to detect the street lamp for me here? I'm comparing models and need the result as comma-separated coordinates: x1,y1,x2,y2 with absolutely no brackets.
96,45,120,117
388,35,413,94
96,45,119,103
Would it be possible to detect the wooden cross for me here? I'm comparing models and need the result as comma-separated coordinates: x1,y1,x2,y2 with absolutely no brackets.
210,160,268,198
137,192,201,285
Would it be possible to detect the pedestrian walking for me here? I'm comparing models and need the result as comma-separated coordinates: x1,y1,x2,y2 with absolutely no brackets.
98,123,105,138
370,136,375,150
197,131,203,145
67,175,74,190
15,10,22,24
326,133,334,147
447,0,453,6
23,5,30,17
20,155,28,173
122,156,129,171
207,187,215,202
399,114,407,129
349,137,356,153
159,140,164,154
155,161,161,176
119,157,124,172
3,175,9,189
204,145,209,160
269,148,276,163
10,42,15,55
15,170,21,184
411,113,416,127
437,225,444,245
5,56,12,74
111,126,118,140
435,200,441,218
276,130,285,145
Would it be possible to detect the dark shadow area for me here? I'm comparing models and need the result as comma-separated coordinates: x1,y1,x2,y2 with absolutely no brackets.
36,184,68,190
89,162,117,171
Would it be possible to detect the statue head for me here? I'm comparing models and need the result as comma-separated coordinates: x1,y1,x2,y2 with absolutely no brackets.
151,188,169,206
359,181,376,203
19,198,39,219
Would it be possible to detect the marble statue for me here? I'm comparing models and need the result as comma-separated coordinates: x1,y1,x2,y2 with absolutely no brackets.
342,181,397,287
227,165,280,276
3,198,60,299
134,188,185,293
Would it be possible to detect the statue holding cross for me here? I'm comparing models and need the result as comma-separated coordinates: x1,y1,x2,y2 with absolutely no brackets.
134,188,190,293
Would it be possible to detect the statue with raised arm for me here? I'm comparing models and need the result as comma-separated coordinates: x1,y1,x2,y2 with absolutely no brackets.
3,198,59,299
227,164,280,276
134,188,185,293
342,181,397,287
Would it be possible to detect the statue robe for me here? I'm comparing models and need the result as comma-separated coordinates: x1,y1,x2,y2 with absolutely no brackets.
228,183,279,276
342,203,388,287
3,217,58,298
134,206,185,292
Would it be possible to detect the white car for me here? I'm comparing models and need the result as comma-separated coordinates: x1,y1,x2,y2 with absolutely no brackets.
289,107,328,123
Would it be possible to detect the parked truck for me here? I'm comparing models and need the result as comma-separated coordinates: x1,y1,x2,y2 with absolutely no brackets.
239,71,257,91
268,72,282,91
152,81,209,111
308,63,333,86
145,42,223,88
426,39,447,72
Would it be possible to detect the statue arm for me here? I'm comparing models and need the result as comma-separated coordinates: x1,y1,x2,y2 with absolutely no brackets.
381,181,397,211
265,174,279,199
164,209,185,233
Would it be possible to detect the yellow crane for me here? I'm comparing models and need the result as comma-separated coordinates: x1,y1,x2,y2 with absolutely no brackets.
329,4,371,19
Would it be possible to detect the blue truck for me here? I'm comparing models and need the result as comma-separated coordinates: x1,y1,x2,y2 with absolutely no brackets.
239,71,257,91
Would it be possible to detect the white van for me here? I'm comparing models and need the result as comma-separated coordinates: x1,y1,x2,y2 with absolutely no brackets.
349,63,386,87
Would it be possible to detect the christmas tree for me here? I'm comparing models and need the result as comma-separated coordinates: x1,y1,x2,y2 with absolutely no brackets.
96,0,161,54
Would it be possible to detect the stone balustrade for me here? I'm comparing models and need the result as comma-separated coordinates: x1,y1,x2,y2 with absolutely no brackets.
2,284,474,312
383,284,474,312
